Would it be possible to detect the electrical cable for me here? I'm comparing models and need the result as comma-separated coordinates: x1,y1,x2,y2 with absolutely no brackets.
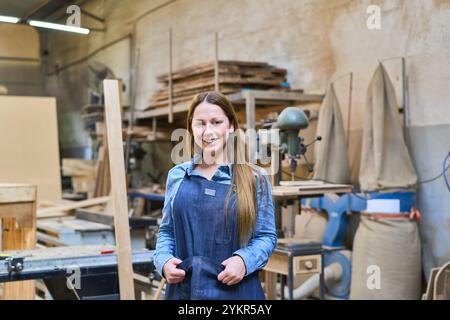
442,151,450,192
417,159,450,184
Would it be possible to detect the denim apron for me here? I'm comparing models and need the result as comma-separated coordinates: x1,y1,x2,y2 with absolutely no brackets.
165,172,265,300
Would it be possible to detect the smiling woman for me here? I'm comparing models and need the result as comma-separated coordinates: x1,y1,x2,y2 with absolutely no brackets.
154,91,277,300
190,98,233,170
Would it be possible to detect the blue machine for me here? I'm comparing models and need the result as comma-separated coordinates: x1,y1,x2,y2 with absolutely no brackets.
302,191,416,248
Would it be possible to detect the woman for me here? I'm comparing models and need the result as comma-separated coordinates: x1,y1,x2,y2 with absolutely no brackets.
154,91,277,300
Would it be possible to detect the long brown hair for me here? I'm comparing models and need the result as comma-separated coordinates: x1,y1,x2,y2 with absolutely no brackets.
186,91,268,245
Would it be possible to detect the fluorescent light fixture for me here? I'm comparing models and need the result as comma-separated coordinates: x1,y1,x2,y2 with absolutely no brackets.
0,15,20,24
28,20,90,34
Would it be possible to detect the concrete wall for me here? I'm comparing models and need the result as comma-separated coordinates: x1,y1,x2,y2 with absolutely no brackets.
41,0,450,277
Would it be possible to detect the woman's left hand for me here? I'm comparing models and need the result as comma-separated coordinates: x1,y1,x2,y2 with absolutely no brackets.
217,256,246,285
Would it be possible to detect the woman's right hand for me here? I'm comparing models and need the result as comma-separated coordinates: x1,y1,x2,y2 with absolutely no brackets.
162,258,186,284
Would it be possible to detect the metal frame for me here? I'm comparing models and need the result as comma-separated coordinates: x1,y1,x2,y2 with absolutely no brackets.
0,249,154,282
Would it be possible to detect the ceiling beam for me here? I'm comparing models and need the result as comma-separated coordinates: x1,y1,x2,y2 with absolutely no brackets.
20,0,52,21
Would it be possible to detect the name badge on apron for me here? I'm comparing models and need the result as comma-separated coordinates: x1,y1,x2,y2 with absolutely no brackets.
204,188,216,196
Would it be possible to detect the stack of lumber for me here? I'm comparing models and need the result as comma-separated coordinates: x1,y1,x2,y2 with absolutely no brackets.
81,104,104,136
62,159,96,198
148,60,290,109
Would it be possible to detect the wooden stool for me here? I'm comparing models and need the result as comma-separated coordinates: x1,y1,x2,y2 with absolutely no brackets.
0,184,37,300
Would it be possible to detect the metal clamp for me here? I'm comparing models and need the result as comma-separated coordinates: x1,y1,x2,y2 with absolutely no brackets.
5,256,25,281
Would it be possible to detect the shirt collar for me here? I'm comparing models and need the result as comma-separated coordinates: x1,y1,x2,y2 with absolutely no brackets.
187,154,233,176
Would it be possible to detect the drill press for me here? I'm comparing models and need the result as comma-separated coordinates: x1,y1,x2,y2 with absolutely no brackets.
273,107,321,180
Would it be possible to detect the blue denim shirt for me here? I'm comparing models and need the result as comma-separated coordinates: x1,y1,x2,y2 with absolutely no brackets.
154,157,277,278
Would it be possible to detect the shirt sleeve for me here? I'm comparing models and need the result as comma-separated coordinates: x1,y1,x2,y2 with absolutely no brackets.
233,173,277,276
154,168,178,278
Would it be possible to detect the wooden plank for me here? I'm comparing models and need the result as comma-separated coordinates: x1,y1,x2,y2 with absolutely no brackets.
151,83,239,101
93,145,111,198
168,28,173,123
157,61,215,82
134,198,145,218
94,146,106,197
264,271,278,300
214,32,219,91
38,216,112,233
151,77,285,101
36,196,110,217
71,176,95,198
0,184,36,203
102,149,111,196
152,278,166,300
0,96,61,202
36,231,67,247
245,90,324,102
2,218,36,299
156,69,286,89
148,86,237,108
279,180,327,186
0,202,36,227
272,183,353,198
76,208,115,226
62,159,96,177
139,101,191,118
1,244,116,260
264,252,289,275
245,91,257,163
227,90,323,104
103,79,135,300
156,60,273,82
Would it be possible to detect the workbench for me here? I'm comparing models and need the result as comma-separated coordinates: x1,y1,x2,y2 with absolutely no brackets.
0,245,154,300
272,181,353,239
